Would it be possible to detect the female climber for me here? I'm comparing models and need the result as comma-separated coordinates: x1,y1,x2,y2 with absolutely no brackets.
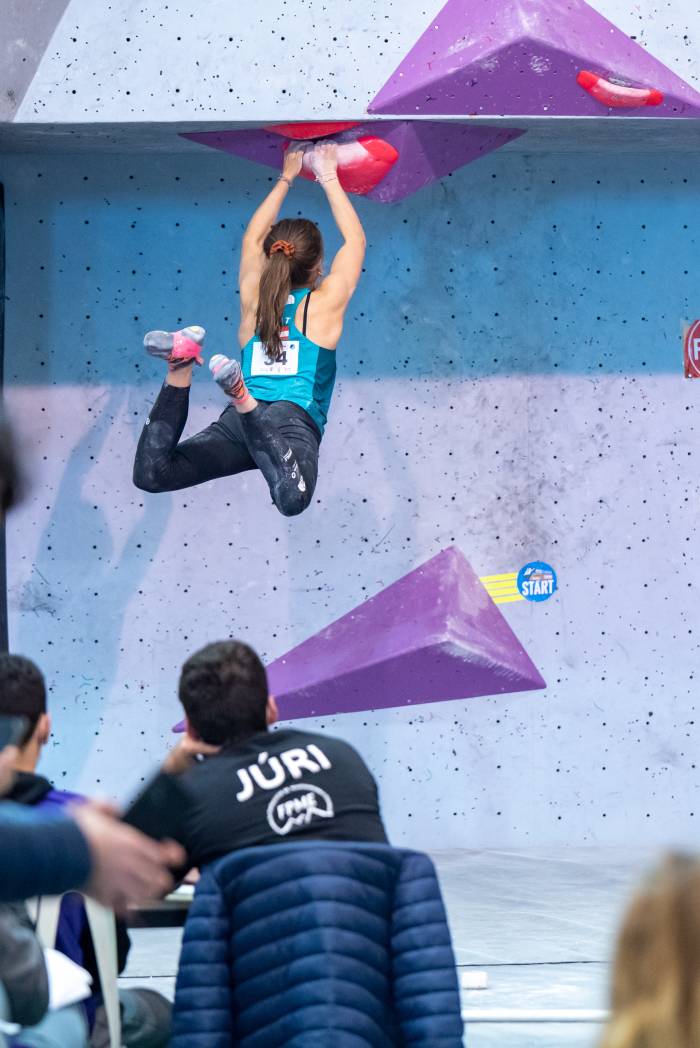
132,140,366,516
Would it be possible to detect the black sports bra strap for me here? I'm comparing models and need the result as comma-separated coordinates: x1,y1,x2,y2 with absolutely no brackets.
302,291,312,336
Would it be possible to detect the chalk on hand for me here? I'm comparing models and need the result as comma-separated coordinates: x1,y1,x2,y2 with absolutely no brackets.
461,971,489,990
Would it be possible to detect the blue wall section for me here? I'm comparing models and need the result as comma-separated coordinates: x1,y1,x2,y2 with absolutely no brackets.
2,147,699,847
2,151,698,383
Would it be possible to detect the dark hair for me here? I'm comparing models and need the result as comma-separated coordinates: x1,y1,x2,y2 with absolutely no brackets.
256,218,323,362
178,640,269,746
0,416,21,513
0,654,47,746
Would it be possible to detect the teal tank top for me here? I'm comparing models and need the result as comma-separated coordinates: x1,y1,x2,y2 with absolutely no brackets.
241,288,337,436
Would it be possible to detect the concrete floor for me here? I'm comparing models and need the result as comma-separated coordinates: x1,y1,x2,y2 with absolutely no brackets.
121,847,655,1047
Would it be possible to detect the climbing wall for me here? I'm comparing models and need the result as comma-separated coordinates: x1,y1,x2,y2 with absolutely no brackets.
3,0,699,121
2,142,699,850
181,123,525,203
369,0,700,117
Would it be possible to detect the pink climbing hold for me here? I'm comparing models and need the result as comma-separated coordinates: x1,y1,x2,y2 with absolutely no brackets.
181,123,523,203
294,136,399,196
265,121,361,140
576,70,663,108
369,0,699,118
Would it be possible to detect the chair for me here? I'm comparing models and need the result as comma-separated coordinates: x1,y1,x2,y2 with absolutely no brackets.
172,841,464,1047
27,895,122,1048
0,982,12,1048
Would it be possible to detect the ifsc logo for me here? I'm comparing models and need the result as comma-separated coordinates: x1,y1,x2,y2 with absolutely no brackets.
517,562,557,602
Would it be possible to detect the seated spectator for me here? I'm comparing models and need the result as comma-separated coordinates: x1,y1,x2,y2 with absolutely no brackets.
600,853,700,1048
0,902,87,1048
168,645,463,1046
1,654,81,813
163,639,388,867
0,653,171,1048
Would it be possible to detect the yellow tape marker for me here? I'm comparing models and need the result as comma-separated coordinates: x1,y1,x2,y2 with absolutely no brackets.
479,571,525,604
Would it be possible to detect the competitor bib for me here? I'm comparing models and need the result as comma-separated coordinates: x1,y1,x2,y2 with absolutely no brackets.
250,338,300,377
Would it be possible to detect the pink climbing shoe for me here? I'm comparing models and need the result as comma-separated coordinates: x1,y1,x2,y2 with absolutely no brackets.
144,325,206,369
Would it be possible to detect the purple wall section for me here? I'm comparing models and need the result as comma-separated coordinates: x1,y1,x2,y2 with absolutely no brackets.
268,547,545,719
182,122,526,203
369,0,700,117
173,546,543,730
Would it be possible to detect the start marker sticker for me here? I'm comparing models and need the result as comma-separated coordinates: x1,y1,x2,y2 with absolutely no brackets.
517,562,558,602
684,320,700,378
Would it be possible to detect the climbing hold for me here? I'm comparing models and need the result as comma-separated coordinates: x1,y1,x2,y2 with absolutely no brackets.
296,136,399,196
576,70,663,108
172,547,545,729
181,122,522,203
369,0,699,118
267,546,545,719
265,121,360,140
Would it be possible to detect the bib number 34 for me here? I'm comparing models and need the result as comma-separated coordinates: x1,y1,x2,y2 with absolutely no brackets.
251,339,300,377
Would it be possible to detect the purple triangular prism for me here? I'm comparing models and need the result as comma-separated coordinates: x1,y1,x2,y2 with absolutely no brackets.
363,120,524,201
181,121,524,203
267,547,546,719
183,127,287,168
369,0,700,117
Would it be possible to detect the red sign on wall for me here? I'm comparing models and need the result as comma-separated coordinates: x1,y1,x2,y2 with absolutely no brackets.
684,320,700,378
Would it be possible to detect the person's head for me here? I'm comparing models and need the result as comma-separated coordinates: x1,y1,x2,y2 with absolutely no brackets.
0,415,21,515
0,654,50,772
178,640,278,747
600,854,700,1048
256,218,324,363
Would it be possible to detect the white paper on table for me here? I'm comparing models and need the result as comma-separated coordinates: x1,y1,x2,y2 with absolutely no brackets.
165,883,195,903
43,947,93,1010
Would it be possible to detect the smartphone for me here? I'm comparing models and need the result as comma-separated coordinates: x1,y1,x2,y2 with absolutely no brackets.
0,714,28,750
122,771,193,842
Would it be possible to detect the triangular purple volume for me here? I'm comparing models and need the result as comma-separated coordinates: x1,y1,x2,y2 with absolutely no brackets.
268,547,546,720
369,0,700,117
181,121,524,203
364,121,524,201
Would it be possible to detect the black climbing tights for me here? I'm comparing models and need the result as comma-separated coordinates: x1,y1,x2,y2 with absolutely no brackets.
133,384,320,517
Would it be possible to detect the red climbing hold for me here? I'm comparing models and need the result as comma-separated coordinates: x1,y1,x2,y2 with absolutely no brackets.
294,135,399,196
265,121,361,140
576,70,663,108
684,320,700,379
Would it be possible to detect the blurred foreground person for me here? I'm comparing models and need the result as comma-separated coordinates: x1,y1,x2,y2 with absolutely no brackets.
601,854,700,1048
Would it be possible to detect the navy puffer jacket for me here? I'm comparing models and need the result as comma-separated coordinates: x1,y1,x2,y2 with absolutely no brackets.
172,842,463,1047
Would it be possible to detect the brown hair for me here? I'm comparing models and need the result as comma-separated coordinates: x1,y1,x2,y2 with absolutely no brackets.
256,218,323,362
600,854,700,1048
